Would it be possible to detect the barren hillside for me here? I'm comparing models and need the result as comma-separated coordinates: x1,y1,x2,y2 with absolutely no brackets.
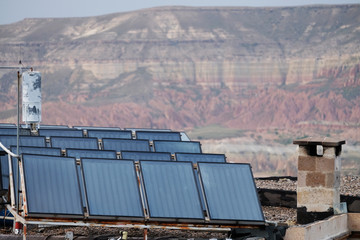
0,5,359,175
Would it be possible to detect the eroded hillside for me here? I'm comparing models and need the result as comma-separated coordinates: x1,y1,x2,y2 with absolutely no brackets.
0,5,359,175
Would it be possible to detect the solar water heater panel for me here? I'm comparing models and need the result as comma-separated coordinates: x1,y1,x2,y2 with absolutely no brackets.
198,163,265,224
81,158,144,219
175,153,226,164
38,129,83,138
136,131,181,141
67,149,117,159
0,128,30,136
0,135,46,148
121,151,171,161
102,139,150,152
87,130,132,140
22,154,83,217
140,161,204,221
10,146,61,156
51,137,98,150
153,140,201,154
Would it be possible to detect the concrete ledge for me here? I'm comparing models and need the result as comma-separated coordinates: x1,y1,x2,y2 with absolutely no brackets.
348,213,360,231
284,214,349,240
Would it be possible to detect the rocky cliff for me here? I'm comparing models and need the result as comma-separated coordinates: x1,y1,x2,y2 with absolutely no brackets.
0,5,359,175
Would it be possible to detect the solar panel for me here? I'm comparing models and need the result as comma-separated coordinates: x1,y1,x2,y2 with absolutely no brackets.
81,158,144,219
153,140,202,154
0,128,31,136
0,135,46,190
140,161,204,221
121,151,172,161
175,153,226,164
10,146,61,156
38,129,84,138
136,131,181,141
87,130,132,140
0,135,46,148
51,137,99,150
102,139,150,152
22,154,83,217
198,163,265,224
67,149,117,159
9,146,61,205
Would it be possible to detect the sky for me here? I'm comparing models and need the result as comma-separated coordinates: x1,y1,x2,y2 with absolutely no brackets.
1,0,359,25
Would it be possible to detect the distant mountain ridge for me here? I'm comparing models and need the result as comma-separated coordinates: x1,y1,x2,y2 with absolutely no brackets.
0,5,359,144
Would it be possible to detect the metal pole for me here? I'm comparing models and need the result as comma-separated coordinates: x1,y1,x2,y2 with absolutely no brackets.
16,70,20,214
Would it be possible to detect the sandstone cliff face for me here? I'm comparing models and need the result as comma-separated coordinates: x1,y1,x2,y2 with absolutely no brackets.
0,5,359,175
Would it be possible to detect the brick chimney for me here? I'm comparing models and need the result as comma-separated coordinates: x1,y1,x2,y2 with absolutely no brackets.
293,137,346,224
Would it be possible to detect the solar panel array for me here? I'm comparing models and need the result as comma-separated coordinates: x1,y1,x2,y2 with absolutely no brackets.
0,125,265,226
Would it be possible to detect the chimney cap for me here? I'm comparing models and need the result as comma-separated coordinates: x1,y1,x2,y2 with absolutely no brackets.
293,137,345,147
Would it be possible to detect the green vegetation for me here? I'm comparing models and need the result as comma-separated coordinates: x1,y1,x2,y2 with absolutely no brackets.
274,136,293,145
188,124,246,140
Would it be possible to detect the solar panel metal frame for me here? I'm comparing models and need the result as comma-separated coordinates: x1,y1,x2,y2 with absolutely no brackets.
135,131,182,141
38,128,84,138
102,138,150,152
175,153,226,164
198,162,265,225
87,130,132,140
50,136,99,150
140,160,204,222
153,140,202,154
74,126,121,131
121,151,172,162
21,154,84,218
0,123,16,128
126,128,172,132
66,148,117,159
81,158,144,220
38,125,69,129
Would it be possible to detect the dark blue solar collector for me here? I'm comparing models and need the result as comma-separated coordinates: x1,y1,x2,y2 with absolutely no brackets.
140,161,204,221
38,128,84,138
198,162,265,224
67,149,117,159
87,130,132,140
102,139,150,152
121,151,172,161
51,137,98,150
22,154,83,217
136,131,181,141
81,158,144,219
153,140,201,154
175,153,226,164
